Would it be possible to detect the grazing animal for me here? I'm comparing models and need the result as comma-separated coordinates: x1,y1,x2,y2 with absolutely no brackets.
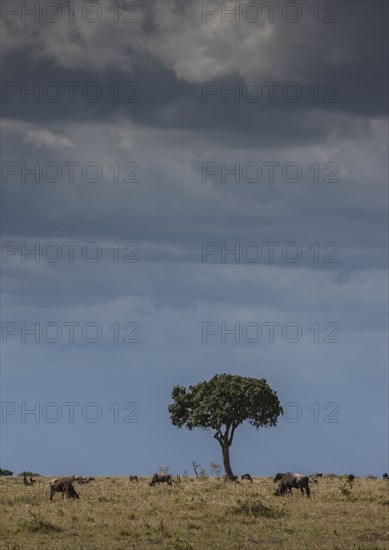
274,473,310,497
149,473,173,486
241,473,253,482
129,475,139,483
23,474,36,486
311,472,322,484
273,473,284,483
347,474,355,483
383,473,388,480
50,478,79,501
73,475,95,484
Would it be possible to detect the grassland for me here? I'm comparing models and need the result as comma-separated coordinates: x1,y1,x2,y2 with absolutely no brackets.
0,475,388,549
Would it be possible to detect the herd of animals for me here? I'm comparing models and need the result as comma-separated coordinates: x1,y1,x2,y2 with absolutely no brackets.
19,471,389,501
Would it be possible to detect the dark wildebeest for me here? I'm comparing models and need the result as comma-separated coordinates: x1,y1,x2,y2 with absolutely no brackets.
149,473,173,486
241,473,253,482
274,473,310,497
273,473,284,483
311,472,322,484
129,475,138,483
347,474,355,483
75,476,95,484
383,473,388,480
50,478,79,501
23,474,36,486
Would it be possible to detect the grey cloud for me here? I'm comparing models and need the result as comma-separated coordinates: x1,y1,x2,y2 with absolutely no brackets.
1,0,387,477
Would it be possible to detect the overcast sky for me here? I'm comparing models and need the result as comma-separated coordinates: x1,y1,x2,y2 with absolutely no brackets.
1,1,388,478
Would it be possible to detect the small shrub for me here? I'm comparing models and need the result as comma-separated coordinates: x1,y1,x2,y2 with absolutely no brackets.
339,484,351,496
171,538,193,550
209,462,222,478
338,476,355,499
231,499,285,518
198,468,208,481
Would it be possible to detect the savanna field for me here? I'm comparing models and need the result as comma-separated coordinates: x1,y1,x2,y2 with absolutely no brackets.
0,476,388,550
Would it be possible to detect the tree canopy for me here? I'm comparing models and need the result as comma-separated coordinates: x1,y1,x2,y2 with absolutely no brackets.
168,373,283,479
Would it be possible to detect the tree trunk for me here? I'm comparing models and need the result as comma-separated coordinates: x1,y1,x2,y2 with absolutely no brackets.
221,444,235,480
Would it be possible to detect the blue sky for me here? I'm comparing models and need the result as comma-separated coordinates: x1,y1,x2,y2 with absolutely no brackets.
1,0,388,478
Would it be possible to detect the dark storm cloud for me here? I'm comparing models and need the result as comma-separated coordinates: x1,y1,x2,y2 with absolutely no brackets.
2,110,386,253
1,1,387,133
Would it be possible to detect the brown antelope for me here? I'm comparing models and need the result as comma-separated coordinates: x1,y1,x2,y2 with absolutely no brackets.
49,478,79,501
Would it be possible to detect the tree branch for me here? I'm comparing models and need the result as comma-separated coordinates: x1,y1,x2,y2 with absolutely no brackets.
223,424,231,446
228,423,237,446
213,430,222,444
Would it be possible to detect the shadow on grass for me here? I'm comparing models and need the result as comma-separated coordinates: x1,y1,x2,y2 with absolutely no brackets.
230,499,286,519
21,510,63,533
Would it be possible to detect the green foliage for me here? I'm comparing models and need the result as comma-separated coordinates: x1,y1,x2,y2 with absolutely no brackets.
169,373,282,440
169,374,282,480
171,538,193,550
158,466,171,474
0,468,13,476
339,483,351,497
338,476,354,498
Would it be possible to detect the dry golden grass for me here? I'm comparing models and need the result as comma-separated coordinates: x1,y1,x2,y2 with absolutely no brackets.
0,476,388,549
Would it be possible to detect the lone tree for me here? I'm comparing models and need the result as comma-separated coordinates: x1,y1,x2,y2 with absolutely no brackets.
168,374,283,480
